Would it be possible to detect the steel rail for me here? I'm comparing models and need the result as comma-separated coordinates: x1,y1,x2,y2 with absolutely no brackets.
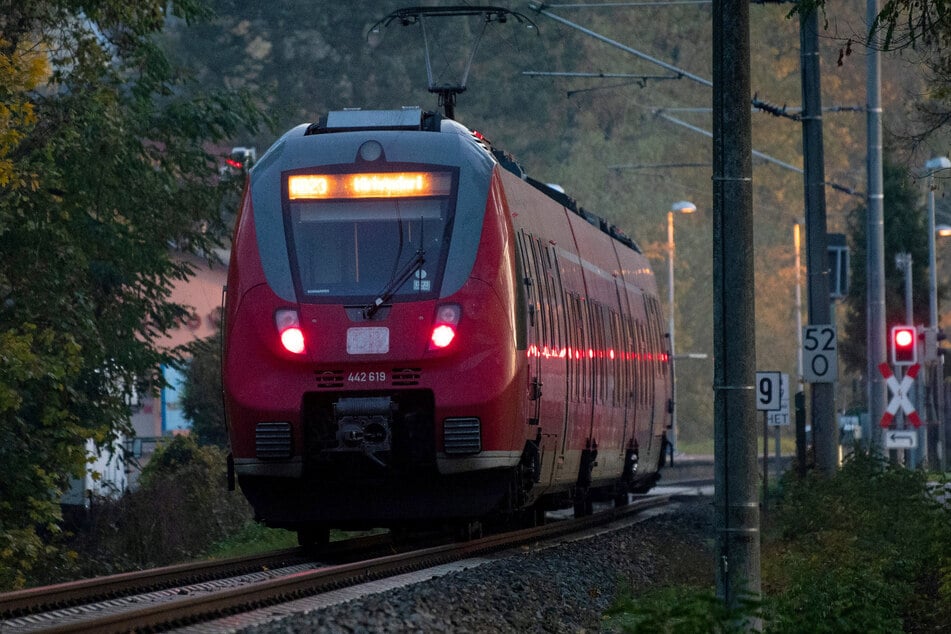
30,495,671,633
0,532,392,618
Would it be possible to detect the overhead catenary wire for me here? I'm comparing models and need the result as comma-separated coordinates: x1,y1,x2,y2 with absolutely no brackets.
528,4,862,196
654,111,863,196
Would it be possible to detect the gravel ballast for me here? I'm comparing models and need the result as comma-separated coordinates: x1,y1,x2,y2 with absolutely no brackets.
238,497,715,633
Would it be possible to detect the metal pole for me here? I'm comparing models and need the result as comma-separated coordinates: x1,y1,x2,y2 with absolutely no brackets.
795,223,808,474
929,173,939,352
896,252,912,466
668,211,678,450
924,157,950,469
667,201,695,450
928,172,938,469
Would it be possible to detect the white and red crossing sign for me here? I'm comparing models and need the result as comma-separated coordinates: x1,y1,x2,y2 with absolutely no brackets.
878,362,921,429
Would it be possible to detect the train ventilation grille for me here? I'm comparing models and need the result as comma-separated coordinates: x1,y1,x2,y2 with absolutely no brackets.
314,369,345,388
443,418,482,455
391,367,422,386
255,422,292,460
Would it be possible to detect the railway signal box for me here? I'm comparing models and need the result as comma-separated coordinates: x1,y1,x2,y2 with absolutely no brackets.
890,325,918,366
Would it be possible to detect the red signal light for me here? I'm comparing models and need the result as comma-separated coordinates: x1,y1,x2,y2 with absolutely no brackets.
890,325,917,366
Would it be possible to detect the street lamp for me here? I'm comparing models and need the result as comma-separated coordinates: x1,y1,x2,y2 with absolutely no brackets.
925,156,951,470
668,200,697,452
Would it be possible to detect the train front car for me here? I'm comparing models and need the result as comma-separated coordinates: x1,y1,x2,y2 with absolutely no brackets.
223,108,530,540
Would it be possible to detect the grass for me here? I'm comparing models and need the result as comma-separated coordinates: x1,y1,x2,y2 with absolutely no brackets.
204,522,390,559
204,521,299,559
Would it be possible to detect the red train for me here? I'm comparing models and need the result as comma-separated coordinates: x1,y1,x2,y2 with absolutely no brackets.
222,108,672,544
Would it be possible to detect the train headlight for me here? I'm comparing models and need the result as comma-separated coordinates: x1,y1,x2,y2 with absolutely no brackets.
429,303,461,350
275,309,306,355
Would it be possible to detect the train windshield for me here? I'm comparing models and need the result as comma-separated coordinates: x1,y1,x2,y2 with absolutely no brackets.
285,172,456,302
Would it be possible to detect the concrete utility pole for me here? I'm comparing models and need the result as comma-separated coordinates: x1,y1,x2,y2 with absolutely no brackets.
799,7,836,475
867,0,888,451
712,0,761,620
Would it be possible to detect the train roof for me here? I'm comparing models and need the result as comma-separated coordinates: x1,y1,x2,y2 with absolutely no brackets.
305,107,641,253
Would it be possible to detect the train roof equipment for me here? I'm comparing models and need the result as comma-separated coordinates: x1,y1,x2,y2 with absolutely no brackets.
368,6,538,120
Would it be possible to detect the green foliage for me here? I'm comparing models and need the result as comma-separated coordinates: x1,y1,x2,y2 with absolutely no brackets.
0,0,266,590
606,454,951,631
64,435,252,576
762,453,951,631
839,156,934,379
603,585,760,633
181,332,227,447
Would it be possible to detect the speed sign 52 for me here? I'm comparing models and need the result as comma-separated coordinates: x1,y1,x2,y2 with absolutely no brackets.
802,324,837,383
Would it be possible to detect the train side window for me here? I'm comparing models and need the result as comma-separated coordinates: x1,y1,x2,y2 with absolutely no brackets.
565,292,576,401
547,246,566,351
568,292,586,402
647,296,664,375
636,319,647,407
588,301,600,403
610,309,622,407
518,231,538,331
597,303,608,403
512,233,528,351
565,294,578,401
536,239,557,350
528,237,550,348
643,302,656,375
641,297,660,409
578,295,590,402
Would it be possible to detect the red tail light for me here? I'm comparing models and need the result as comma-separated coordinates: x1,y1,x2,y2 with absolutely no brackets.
275,309,306,354
429,304,461,350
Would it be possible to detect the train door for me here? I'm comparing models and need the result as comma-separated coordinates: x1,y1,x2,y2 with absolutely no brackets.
627,300,654,465
515,231,554,493
536,238,569,488
521,234,572,490
636,294,666,469
645,295,671,466
515,231,542,426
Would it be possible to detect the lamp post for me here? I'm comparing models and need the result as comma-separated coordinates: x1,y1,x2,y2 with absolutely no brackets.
668,200,697,452
925,156,950,469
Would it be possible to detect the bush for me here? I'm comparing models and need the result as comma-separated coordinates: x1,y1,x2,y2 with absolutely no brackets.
64,435,253,576
763,452,951,632
605,452,951,632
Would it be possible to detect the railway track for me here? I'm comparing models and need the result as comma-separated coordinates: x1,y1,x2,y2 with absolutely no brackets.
0,494,673,633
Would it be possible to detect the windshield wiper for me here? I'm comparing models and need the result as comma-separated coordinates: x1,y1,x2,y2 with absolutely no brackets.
363,249,426,320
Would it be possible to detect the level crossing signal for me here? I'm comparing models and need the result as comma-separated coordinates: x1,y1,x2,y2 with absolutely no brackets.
890,325,917,366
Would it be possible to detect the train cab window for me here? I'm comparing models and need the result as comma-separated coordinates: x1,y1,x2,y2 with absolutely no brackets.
284,170,456,303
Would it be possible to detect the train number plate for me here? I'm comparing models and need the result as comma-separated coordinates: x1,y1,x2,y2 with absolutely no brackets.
346,327,389,354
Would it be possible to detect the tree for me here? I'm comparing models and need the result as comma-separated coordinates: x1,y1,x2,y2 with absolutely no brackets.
839,157,934,385
0,0,265,589
181,332,227,447
799,1,951,144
